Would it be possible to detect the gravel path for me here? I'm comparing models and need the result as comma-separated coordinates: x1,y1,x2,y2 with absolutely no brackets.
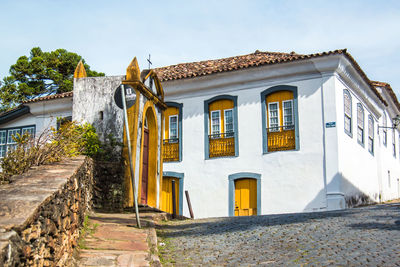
157,203,400,266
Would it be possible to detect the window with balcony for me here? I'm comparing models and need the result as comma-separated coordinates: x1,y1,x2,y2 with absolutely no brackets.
163,102,183,162
261,85,299,153
344,90,352,137
357,103,364,146
0,126,35,158
368,115,374,155
204,95,238,159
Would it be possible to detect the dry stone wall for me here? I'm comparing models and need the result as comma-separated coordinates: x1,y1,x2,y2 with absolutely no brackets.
0,156,93,267
92,160,125,211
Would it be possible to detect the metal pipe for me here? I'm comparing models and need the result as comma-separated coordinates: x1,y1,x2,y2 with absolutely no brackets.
121,84,141,228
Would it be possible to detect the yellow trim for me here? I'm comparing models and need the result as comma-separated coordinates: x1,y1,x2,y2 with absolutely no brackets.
161,176,179,214
164,107,179,139
122,90,141,207
266,90,293,127
266,90,295,151
138,101,159,208
125,57,141,82
159,109,164,208
208,99,233,134
73,60,87,78
234,178,257,216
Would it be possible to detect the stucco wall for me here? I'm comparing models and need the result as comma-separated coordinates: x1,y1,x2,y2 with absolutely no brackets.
163,69,329,218
335,76,400,206
73,76,125,143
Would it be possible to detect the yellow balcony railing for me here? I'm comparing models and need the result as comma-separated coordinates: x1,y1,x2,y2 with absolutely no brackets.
209,133,235,158
163,139,179,162
267,126,295,151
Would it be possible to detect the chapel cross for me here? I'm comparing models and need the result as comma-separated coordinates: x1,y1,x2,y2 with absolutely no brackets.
147,54,152,69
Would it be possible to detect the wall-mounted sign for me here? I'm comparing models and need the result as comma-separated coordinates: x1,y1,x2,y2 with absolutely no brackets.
114,84,136,109
326,122,336,128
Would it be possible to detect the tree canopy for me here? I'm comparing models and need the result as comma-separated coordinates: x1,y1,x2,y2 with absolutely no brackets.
0,47,104,111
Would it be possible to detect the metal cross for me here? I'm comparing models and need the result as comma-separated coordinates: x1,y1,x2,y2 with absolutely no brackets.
147,54,152,69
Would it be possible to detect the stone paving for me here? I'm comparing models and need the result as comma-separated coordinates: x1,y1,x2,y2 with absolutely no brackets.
76,211,162,267
157,203,400,266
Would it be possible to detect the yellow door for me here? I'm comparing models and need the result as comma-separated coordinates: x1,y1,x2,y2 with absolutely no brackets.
161,177,179,214
234,179,257,216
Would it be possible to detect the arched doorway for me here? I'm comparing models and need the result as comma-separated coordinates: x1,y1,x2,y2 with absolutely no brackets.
140,104,158,207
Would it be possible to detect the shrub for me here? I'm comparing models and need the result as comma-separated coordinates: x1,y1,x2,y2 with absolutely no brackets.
0,121,100,184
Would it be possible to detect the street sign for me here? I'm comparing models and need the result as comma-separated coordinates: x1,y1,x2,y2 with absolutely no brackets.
114,84,136,109
326,122,336,128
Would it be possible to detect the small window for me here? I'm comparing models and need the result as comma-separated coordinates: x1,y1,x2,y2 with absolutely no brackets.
7,129,20,152
224,109,234,138
393,129,396,157
268,102,279,132
368,115,374,154
22,127,35,138
283,100,294,130
388,170,391,188
383,112,387,146
169,115,178,141
344,90,352,136
0,126,35,158
0,130,6,158
211,110,221,136
56,116,72,130
357,104,364,145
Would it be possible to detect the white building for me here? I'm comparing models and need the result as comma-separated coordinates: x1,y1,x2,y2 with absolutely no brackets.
156,49,400,218
0,92,72,158
1,49,399,219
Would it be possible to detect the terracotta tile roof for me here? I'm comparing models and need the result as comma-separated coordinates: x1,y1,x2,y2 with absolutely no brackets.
22,91,73,104
154,49,387,106
154,49,348,81
371,81,400,112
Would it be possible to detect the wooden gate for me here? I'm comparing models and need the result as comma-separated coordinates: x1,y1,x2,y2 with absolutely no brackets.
234,178,257,216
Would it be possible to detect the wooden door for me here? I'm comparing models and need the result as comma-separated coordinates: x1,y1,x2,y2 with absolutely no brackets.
141,128,149,204
234,179,257,216
161,177,179,214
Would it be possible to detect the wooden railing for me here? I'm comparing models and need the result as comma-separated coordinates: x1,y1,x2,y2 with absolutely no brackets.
163,139,179,162
209,133,235,158
267,126,295,151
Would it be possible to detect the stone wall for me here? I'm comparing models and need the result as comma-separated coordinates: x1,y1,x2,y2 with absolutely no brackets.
0,156,93,267
92,160,125,211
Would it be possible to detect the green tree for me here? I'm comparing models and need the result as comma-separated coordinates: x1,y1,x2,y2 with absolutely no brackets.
0,47,104,111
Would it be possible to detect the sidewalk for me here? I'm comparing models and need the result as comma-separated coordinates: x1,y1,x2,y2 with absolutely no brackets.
76,210,165,267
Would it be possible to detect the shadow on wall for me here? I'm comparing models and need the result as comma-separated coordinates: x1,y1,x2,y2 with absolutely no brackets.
304,172,378,212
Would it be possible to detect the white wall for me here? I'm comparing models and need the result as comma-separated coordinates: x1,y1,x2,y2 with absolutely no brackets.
0,98,72,138
163,68,329,218
335,76,400,205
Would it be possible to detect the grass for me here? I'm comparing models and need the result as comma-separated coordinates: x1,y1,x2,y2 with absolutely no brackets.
156,228,177,265
78,215,99,249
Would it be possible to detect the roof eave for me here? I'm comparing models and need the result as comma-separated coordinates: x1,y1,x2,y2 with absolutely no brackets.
0,106,30,126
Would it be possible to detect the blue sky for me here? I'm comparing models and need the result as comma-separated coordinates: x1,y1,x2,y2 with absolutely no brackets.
1,0,400,95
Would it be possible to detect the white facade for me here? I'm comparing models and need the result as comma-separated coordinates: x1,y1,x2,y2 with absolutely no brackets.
0,97,72,160
161,53,400,219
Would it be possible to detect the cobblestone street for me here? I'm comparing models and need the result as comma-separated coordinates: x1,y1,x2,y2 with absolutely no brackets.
157,203,400,266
